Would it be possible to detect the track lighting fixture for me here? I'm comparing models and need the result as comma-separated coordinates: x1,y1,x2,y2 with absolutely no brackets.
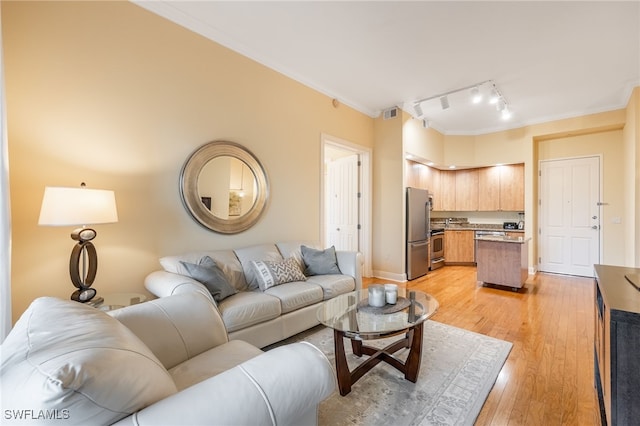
413,103,423,117
470,86,482,104
440,96,450,110
410,79,512,125
489,88,500,104
501,106,512,120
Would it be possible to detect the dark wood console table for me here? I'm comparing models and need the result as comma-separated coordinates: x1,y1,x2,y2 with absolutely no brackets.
594,264,640,425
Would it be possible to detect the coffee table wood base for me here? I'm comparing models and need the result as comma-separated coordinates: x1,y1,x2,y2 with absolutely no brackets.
333,321,424,396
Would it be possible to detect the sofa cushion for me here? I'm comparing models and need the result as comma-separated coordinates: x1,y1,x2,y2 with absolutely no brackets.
251,258,307,291
306,274,356,300
180,256,237,302
301,245,342,275
217,291,281,333
0,297,177,425
159,250,248,291
234,244,283,290
169,340,264,391
263,281,324,314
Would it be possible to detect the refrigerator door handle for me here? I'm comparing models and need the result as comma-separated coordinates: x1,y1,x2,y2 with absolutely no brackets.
412,240,429,247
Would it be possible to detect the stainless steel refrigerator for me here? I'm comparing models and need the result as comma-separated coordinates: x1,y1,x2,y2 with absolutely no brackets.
406,187,431,280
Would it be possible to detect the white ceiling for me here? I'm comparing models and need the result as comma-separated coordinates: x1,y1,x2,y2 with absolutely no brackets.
134,1,640,135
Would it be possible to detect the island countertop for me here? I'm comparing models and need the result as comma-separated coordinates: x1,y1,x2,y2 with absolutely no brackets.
474,235,531,244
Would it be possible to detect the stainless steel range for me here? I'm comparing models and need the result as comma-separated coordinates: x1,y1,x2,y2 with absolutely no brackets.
430,228,444,270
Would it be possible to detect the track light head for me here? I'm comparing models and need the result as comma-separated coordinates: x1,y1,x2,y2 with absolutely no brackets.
489,88,500,104
413,103,423,117
440,96,450,110
501,106,512,120
470,86,482,104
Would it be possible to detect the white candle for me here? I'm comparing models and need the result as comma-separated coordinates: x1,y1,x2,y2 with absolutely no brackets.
385,284,398,304
368,285,385,307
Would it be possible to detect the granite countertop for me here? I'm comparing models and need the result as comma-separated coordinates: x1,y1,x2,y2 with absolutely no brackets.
475,235,531,243
432,221,525,233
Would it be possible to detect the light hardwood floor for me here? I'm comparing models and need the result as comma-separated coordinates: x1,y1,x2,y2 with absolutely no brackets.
364,266,602,426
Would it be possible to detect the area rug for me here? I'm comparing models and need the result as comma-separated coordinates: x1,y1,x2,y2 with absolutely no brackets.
268,321,512,426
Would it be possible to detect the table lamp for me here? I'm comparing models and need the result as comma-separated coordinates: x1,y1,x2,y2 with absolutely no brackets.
38,183,118,303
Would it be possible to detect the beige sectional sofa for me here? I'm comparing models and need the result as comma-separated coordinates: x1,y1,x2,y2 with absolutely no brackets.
145,241,363,348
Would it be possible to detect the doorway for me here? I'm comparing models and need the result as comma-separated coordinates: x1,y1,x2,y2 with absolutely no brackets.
538,156,601,276
322,134,372,277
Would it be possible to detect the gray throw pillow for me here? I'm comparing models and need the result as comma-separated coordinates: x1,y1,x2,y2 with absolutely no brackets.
301,245,342,276
180,256,237,302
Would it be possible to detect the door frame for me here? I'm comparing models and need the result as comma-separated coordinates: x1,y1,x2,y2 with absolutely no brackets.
321,133,372,277
537,155,603,276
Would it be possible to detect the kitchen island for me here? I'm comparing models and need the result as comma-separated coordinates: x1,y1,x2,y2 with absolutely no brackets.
475,235,530,291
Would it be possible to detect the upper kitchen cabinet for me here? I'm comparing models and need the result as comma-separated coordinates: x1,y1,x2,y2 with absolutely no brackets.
478,164,524,211
455,169,479,211
439,170,456,211
424,166,442,211
500,164,524,211
405,160,442,210
406,160,524,212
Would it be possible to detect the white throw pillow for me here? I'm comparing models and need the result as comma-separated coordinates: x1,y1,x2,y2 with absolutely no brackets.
0,297,177,425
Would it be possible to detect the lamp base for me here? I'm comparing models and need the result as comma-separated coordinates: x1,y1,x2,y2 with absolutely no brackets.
71,287,98,303
84,296,104,307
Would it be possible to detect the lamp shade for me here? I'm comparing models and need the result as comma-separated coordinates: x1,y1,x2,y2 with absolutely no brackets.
38,186,118,226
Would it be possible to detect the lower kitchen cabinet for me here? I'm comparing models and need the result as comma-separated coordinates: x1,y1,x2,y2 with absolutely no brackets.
444,230,475,264
594,265,640,426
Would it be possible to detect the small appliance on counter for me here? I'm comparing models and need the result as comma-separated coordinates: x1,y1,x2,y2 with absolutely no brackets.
503,222,518,230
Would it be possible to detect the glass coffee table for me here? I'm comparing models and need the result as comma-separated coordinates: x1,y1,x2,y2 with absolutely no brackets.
317,288,439,395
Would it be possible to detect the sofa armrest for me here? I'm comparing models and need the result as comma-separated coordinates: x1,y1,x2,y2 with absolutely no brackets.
336,250,363,291
113,342,336,426
144,270,215,303
108,293,229,370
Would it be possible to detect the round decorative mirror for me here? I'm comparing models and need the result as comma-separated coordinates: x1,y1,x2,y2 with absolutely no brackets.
180,141,269,234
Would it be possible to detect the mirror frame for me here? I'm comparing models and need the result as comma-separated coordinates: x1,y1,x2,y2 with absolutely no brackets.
180,141,269,234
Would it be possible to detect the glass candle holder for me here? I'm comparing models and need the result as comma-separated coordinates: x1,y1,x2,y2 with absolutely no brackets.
368,284,385,307
385,284,398,304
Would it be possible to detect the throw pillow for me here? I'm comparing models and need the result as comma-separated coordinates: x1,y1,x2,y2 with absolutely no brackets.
0,297,177,425
250,257,307,291
180,256,237,302
301,245,342,276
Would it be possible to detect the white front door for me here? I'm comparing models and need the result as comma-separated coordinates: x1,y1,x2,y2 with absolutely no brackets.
325,154,359,251
539,156,601,276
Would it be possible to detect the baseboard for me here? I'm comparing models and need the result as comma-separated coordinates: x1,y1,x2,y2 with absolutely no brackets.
370,269,407,282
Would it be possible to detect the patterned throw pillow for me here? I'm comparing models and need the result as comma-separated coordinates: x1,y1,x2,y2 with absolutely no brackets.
250,257,307,291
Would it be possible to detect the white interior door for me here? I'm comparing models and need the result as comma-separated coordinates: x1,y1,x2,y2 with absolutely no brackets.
326,154,359,251
539,156,601,276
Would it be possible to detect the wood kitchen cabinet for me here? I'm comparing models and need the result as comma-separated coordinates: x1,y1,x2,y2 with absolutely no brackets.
406,160,524,212
478,164,524,211
404,160,442,211
439,170,456,211
455,169,478,211
444,230,475,264
593,265,640,426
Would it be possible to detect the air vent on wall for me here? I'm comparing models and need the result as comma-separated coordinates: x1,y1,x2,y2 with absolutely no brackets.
383,107,398,120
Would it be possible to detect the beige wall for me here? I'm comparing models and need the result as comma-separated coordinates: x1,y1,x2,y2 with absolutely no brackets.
623,87,640,265
3,1,374,322
372,110,405,280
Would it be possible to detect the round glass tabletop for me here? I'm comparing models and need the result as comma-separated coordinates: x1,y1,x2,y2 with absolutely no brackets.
317,288,439,339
